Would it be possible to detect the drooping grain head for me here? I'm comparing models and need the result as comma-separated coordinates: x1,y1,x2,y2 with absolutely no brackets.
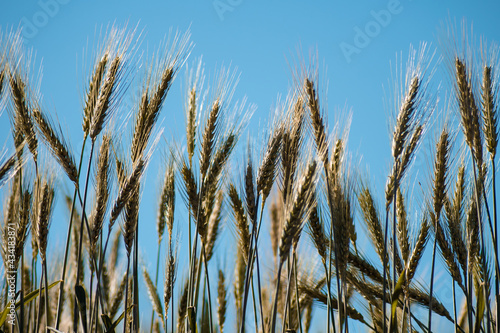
9,73,38,165
481,65,498,158
32,107,79,185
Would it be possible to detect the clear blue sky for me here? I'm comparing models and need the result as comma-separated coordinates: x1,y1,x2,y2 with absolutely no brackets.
2,1,500,331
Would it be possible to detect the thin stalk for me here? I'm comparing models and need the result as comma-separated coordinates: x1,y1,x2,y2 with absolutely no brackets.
293,254,303,333
452,280,458,333
73,140,95,330
428,217,439,332
133,217,140,332
391,182,398,332
254,247,266,331
43,261,49,333
150,241,162,332
239,194,261,333
35,265,44,333
201,245,214,333
250,281,259,333
324,167,341,333
471,161,494,331
492,158,499,332
321,260,336,332
55,135,87,329
270,261,284,333
123,255,131,333
284,257,292,333
382,207,390,333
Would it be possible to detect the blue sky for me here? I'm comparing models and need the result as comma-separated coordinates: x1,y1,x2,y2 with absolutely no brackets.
2,0,500,331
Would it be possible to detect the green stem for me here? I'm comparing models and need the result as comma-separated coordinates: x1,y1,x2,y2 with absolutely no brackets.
150,240,162,332
123,255,131,333
73,140,95,330
239,194,262,333
43,261,49,332
293,254,303,333
35,264,44,333
492,158,499,332
270,261,284,333
55,135,87,329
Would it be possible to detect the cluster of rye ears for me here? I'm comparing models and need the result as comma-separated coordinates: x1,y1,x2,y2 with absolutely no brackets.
0,24,500,333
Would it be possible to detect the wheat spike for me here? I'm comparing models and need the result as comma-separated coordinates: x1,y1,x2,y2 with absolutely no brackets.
269,199,282,261
123,184,140,255
229,183,250,262
386,125,423,205
455,58,483,168
281,96,305,202
177,280,189,333
279,161,317,263
406,218,430,283
257,126,283,202
244,155,257,224
217,270,227,333
482,65,498,158
164,249,176,323
359,187,386,264
348,251,384,283
157,161,175,243
308,202,327,264
392,76,420,160
204,190,223,262
32,108,79,185
90,135,111,256
109,158,145,225
432,128,450,218
89,56,121,141
445,166,467,274
186,87,197,164
33,175,55,262
181,161,199,222
83,54,108,137
396,189,410,263
200,99,221,177
0,152,17,187
304,78,329,163
10,73,38,165
143,267,164,327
